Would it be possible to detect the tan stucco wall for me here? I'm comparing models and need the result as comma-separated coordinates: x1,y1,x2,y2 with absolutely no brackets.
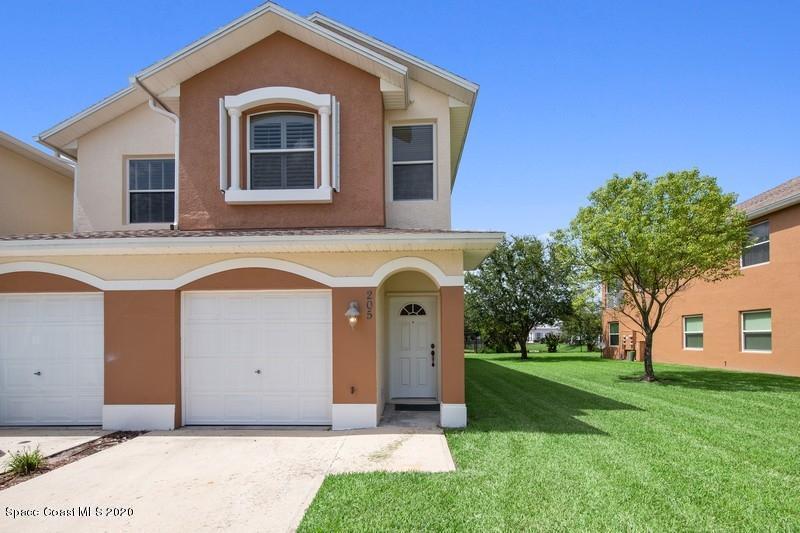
0,144,72,234
602,204,800,377
0,250,464,280
75,103,175,232
385,80,452,230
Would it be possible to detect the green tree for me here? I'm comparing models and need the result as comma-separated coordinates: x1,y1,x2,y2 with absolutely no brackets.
465,236,573,359
561,289,602,351
565,169,749,380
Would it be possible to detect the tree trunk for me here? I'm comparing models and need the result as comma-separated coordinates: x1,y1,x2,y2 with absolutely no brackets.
642,333,656,381
519,338,528,360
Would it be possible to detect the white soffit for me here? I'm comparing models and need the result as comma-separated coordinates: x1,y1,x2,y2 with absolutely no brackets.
37,2,408,154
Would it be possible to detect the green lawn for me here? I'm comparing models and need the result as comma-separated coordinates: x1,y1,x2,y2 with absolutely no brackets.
300,352,800,532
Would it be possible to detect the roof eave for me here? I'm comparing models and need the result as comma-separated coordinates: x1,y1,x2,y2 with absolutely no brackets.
0,231,505,257
743,192,800,220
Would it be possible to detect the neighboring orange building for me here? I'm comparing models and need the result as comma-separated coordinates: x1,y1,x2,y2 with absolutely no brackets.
602,176,800,377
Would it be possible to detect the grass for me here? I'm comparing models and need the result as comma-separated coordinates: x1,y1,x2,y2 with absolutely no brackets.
300,352,800,532
7,447,44,476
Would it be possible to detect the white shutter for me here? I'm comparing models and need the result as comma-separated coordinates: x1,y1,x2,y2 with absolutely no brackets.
332,96,340,191
219,98,228,192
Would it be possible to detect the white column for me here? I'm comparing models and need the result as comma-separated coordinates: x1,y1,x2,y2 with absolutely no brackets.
319,105,331,191
229,108,242,191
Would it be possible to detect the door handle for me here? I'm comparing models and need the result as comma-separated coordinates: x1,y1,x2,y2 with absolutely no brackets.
34,371,41,376
431,349,435,367
254,369,262,375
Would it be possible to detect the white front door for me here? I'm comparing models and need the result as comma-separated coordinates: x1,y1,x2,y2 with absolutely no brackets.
0,293,104,426
183,291,332,425
389,296,438,399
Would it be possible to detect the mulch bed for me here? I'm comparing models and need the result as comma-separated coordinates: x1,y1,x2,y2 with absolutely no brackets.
0,431,145,491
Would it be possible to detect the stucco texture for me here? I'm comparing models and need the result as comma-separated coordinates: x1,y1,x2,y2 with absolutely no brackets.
179,32,385,230
0,144,72,235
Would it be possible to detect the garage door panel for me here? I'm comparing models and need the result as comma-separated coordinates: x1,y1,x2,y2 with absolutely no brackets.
184,291,332,426
0,294,104,426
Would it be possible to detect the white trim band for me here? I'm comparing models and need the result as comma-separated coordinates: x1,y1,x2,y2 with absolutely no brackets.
0,257,465,291
331,403,378,430
103,404,175,431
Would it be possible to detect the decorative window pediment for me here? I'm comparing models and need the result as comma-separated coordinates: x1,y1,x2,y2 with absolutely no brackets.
219,86,340,204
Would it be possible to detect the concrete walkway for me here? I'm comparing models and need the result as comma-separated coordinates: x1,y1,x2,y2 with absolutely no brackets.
0,415,453,532
0,428,108,472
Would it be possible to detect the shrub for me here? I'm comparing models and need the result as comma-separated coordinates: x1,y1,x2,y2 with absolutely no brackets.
7,447,44,475
543,333,560,353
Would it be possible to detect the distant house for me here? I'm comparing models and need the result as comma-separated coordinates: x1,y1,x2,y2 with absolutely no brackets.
602,175,800,377
0,131,73,234
528,324,561,342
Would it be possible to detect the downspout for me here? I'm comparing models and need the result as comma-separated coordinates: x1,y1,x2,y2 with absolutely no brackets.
147,98,180,230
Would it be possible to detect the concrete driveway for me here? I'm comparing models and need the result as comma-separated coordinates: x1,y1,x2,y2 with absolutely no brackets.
0,420,453,532
0,428,108,472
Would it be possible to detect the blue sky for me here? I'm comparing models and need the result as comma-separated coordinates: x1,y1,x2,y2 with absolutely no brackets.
2,1,798,235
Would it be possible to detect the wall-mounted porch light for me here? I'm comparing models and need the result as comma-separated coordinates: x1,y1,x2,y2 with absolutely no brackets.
345,300,360,329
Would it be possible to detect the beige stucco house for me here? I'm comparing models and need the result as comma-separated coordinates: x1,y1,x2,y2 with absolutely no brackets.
0,3,502,431
0,131,73,235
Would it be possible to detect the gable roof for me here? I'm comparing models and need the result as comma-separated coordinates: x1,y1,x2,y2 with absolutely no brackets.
0,131,74,178
738,176,800,220
36,2,478,178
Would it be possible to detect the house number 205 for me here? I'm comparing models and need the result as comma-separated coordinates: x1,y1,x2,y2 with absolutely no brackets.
365,290,374,319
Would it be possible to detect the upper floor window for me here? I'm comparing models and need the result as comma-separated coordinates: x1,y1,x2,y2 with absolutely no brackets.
248,112,315,190
392,124,434,201
742,221,769,267
128,158,175,224
605,280,624,309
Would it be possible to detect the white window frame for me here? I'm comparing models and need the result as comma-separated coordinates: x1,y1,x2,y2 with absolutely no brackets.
682,314,704,351
221,86,334,205
741,221,770,269
608,322,620,347
246,111,318,191
390,122,437,202
126,156,176,226
741,309,772,354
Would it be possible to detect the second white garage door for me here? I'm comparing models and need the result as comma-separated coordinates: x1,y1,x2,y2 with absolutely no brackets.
183,291,332,425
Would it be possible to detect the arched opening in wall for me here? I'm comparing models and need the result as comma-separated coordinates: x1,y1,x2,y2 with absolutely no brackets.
376,269,440,418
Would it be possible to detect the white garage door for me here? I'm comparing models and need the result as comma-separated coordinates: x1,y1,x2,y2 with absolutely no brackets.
0,293,104,426
183,291,332,425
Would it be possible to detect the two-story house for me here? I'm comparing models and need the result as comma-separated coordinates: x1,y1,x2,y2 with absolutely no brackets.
0,3,502,431
602,175,800,377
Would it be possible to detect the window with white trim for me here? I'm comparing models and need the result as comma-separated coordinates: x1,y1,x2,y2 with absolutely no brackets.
742,221,769,267
608,322,620,347
392,124,434,200
741,310,772,352
683,315,703,350
248,112,315,190
128,158,175,224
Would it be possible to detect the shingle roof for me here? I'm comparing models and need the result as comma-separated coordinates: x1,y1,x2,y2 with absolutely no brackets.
0,227,496,241
738,176,800,218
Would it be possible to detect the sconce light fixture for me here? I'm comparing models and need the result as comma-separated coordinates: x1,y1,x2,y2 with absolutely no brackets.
345,300,360,329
